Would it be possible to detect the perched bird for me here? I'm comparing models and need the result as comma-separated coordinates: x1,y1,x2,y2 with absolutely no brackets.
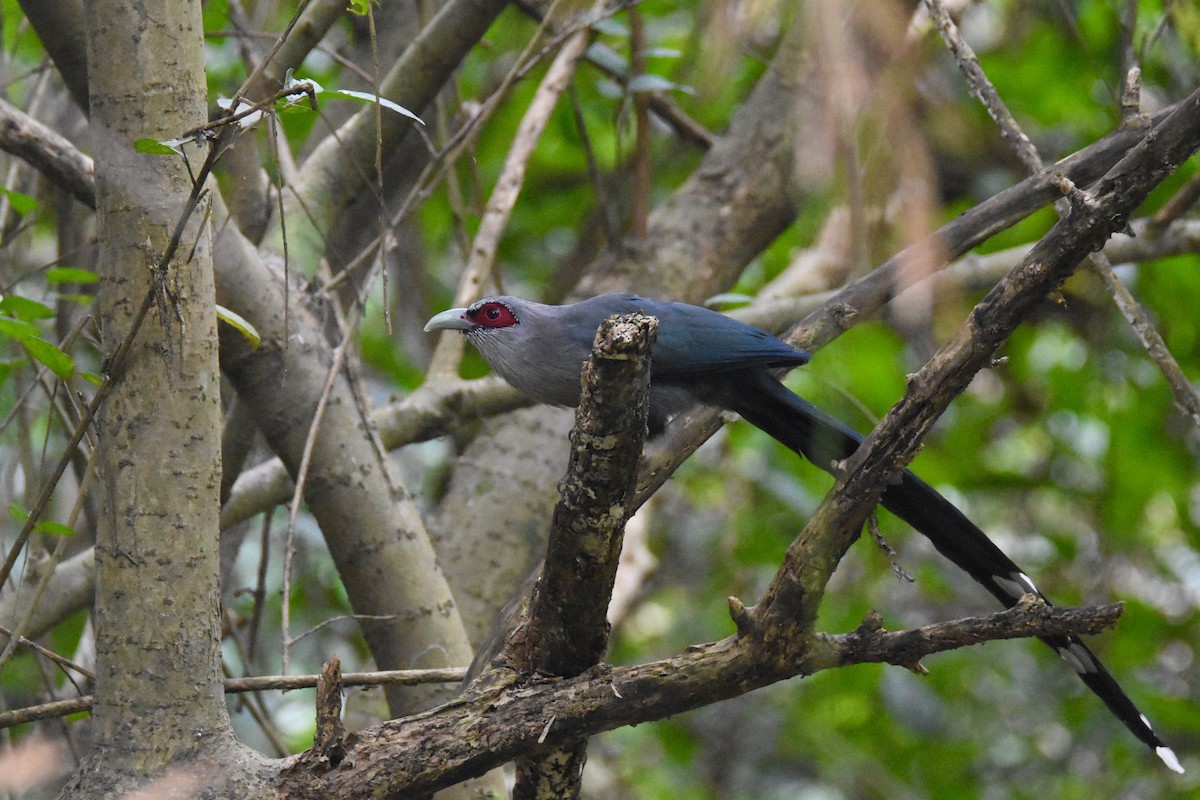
426,292,1182,772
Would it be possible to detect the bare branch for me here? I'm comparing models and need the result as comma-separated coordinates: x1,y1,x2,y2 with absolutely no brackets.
502,314,655,677
0,667,467,731
504,313,655,798
922,0,1043,172
763,88,1200,622
278,601,1122,798
1089,255,1200,428
427,19,596,380
923,0,1200,434
792,100,1179,351
290,0,508,234
0,98,94,207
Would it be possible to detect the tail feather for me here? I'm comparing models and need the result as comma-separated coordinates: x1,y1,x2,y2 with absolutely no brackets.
722,370,1179,768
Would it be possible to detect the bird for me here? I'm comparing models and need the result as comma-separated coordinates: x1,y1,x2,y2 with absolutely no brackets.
425,292,1183,772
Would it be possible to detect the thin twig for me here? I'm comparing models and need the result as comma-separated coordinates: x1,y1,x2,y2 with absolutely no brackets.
428,0,594,377
1089,255,1200,428
925,0,1200,433
629,6,650,239
0,449,97,674
246,510,273,662
922,0,1042,172
289,614,401,647
0,666,467,730
282,335,351,674
0,623,96,681
224,667,466,692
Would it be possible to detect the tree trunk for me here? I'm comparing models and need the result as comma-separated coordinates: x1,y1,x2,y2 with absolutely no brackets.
57,0,257,795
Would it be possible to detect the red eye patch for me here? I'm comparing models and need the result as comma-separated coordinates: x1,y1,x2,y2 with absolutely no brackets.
466,301,518,328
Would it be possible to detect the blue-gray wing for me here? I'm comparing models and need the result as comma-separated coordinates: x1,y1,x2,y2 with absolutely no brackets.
570,294,808,378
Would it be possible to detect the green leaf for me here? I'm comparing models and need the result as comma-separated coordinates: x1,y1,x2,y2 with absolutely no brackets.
9,503,29,521
135,137,183,155
46,267,99,284
22,336,74,379
56,293,94,306
0,316,40,341
346,0,372,14
0,295,55,320
0,188,37,215
35,520,75,537
79,371,103,386
216,304,261,349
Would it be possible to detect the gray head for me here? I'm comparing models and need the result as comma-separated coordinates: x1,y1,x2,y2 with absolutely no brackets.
424,296,594,407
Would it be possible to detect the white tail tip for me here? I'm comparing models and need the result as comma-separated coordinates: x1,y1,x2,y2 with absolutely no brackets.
1157,746,1184,774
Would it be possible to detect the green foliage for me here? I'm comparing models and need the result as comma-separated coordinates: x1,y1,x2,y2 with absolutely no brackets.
0,187,37,215
216,304,261,349
596,5,1199,794
135,137,186,156
9,503,74,536
2,0,1198,797
0,302,74,382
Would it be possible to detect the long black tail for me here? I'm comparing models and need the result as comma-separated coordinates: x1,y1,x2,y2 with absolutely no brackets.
723,370,1181,771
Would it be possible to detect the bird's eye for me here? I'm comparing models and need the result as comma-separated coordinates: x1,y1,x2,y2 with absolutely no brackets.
467,301,518,328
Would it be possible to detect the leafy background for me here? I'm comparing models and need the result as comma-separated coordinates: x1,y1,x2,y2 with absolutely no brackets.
1,0,1198,797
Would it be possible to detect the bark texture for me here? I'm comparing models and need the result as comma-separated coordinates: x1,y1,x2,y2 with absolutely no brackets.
212,205,476,716
62,0,246,795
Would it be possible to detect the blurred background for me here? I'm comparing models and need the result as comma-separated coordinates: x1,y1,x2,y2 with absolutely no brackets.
0,1,1197,797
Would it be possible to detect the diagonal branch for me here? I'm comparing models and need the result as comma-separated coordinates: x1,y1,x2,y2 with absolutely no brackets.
289,0,508,234
277,600,1123,798
759,86,1200,624
0,97,94,207
791,99,1180,352
924,0,1200,432
428,17,598,377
